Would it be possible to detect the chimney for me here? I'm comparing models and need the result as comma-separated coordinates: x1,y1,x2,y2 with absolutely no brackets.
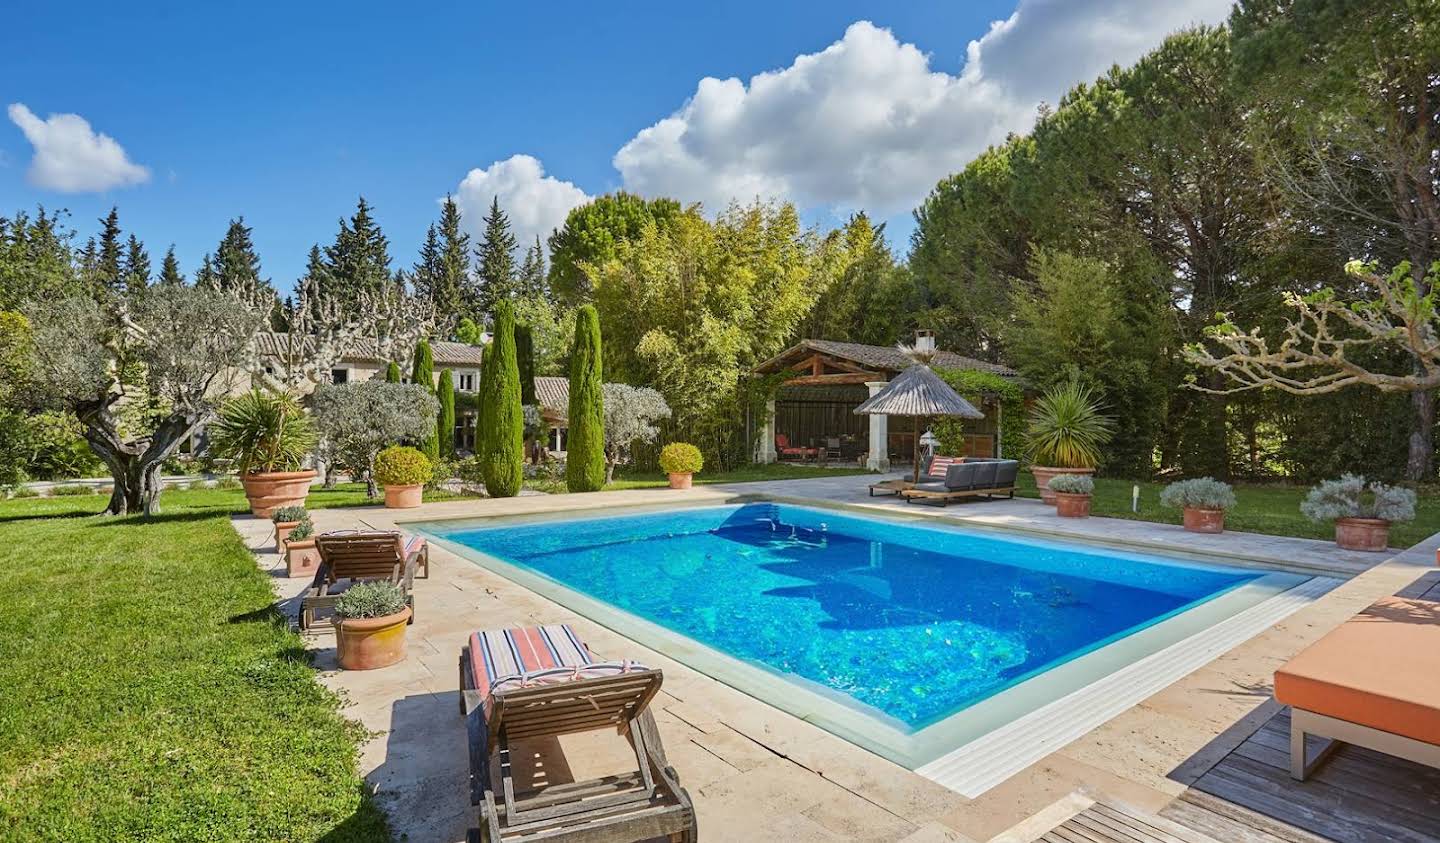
914,329,936,355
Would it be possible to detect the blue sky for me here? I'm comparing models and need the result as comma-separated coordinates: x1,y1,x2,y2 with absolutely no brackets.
2,1,1232,288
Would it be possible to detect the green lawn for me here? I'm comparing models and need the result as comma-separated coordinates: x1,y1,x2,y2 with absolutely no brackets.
1013,473,1440,548
0,484,392,841
605,462,874,490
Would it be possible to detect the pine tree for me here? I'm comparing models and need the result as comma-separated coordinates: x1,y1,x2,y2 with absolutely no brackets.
518,236,547,299
435,196,470,320
194,253,216,288
386,361,403,383
480,301,524,496
515,322,537,405
474,196,518,320
412,340,438,459
322,197,392,312
94,207,123,294
208,217,271,298
157,245,185,286
412,223,443,307
122,234,150,292
566,305,606,492
437,368,456,459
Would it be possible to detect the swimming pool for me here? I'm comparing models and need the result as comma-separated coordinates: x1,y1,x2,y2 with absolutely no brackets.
422,501,1308,769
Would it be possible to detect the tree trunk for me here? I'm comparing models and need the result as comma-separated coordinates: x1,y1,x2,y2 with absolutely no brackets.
1407,388,1435,481
75,398,201,517
605,459,616,486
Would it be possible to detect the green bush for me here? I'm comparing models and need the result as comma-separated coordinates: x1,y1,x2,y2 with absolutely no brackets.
1301,474,1416,524
287,517,315,542
479,302,525,497
567,305,606,492
373,446,433,487
51,484,96,496
1160,477,1236,511
209,390,317,474
1046,473,1094,495
332,580,407,620
1026,381,1115,469
385,361,403,383
8,486,39,498
211,476,242,491
271,505,308,524
659,442,704,475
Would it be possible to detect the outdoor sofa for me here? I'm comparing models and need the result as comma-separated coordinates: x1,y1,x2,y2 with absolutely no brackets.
459,623,697,842
1274,595,1440,780
298,530,424,630
901,457,1020,506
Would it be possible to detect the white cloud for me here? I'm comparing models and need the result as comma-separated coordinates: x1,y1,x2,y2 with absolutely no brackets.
453,154,591,249
6,103,150,193
613,0,1232,216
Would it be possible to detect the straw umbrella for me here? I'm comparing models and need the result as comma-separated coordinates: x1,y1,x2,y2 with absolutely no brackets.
854,363,984,483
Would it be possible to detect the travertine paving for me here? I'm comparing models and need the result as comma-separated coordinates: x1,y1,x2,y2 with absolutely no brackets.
232,475,1438,842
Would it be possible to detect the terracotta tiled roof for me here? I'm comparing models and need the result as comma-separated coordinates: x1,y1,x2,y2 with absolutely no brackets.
252,333,483,366
534,376,569,418
753,339,1018,378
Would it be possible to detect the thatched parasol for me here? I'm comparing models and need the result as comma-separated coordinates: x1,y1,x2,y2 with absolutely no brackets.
854,363,984,482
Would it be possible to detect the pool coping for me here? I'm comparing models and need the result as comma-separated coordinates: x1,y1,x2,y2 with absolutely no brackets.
413,498,1337,794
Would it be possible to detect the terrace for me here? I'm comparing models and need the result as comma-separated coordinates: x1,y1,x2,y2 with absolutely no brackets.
234,474,1440,842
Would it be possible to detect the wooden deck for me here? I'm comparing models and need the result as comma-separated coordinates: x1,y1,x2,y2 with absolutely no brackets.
1040,800,1220,843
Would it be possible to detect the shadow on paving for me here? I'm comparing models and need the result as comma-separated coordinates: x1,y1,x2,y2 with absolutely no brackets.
366,691,481,842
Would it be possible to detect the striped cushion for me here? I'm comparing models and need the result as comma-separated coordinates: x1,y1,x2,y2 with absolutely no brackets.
467,624,647,717
404,534,426,556
927,456,959,478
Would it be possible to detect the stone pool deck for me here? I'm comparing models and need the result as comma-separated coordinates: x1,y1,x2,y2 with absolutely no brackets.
232,474,1439,842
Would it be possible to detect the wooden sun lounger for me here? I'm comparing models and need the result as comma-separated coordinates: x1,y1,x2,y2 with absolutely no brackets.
1275,596,1440,780
901,484,1016,505
459,634,697,842
298,531,421,630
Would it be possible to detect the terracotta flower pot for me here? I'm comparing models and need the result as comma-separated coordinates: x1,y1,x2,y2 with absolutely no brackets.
335,606,412,670
241,469,316,518
285,538,321,578
1183,507,1226,534
274,520,300,550
668,472,693,490
383,484,423,508
1054,492,1092,518
1031,466,1095,505
1334,517,1390,552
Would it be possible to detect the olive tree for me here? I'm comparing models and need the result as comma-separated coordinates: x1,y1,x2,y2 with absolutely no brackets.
24,286,266,515
601,383,670,484
309,381,438,497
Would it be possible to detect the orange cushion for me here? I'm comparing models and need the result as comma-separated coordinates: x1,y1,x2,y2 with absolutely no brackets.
1275,597,1440,745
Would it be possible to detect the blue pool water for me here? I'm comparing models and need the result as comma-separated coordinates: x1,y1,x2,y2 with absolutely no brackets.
436,503,1261,730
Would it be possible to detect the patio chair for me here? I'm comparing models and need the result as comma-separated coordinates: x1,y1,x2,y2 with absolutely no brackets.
1275,596,1440,780
902,459,1019,506
298,530,423,630
459,624,697,843
775,433,818,461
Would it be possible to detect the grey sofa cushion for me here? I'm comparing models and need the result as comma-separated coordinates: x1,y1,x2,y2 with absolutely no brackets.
943,462,980,490
969,461,998,489
992,460,1020,487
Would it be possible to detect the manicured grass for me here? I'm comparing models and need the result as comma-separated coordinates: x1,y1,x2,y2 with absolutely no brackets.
1013,473,1440,549
606,462,874,490
0,485,390,841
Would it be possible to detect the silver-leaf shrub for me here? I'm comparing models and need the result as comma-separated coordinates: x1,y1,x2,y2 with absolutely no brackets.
1300,474,1416,524
1160,477,1236,511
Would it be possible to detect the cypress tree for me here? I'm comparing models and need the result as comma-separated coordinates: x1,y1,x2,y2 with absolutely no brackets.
437,369,456,458
480,301,524,496
412,340,439,460
515,323,537,405
566,305,606,492
476,339,495,469
385,361,403,383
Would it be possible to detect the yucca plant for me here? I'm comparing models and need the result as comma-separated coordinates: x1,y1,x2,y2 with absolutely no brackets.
208,390,317,474
1026,382,1115,469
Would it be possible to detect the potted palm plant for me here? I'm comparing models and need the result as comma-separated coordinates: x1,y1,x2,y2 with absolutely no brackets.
1026,382,1114,504
1048,473,1094,517
374,445,432,508
1160,478,1237,534
284,516,321,577
1300,474,1416,552
271,504,308,549
659,442,703,489
209,390,318,517
333,580,411,670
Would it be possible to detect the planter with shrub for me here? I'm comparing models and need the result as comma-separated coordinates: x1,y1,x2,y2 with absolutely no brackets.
1048,473,1094,518
284,517,321,578
271,505,308,549
1025,382,1114,504
374,446,433,508
659,443,703,490
332,580,412,670
209,390,318,517
1300,474,1415,552
1160,478,1236,534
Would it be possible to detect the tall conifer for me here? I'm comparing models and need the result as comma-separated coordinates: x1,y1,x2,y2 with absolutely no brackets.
566,305,606,492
